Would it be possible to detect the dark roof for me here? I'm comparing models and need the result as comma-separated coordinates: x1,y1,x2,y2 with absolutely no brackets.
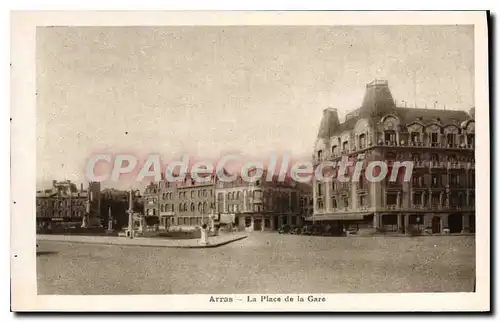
36,190,88,198
393,107,470,126
324,80,473,136
359,79,396,117
317,108,340,140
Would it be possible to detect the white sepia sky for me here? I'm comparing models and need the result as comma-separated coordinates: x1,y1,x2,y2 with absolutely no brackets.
36,25,474,189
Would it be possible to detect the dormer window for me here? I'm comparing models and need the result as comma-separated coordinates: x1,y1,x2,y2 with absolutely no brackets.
331,145,338,156
430,132,439,146
410,132,420,143
342,141,349,152
358,134,366,149
384,130,396,145
446,133,456,147
467,134,475,147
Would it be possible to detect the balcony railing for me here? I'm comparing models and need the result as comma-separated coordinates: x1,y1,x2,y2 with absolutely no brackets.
430,161,447,168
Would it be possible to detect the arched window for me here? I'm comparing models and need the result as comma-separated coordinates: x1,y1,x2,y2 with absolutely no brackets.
198,202,203,213
236,191,241,200
191,203,195,212
160,204,164,212
342,141,349,152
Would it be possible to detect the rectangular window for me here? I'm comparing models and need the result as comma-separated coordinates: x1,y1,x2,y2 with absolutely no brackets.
431,174,439,187
359,195,367,207
342,141,349,152
431,193,440,206
359,135,366,149
447,133,456,147
431,133,438,144
384,131,395,143
331,198,337,209
467,134,475,147
317,183,324,197
386,194,398,206
413,193,422,205
412,175,422,186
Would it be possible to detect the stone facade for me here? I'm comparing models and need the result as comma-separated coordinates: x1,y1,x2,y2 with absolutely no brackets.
311,80,475,234
36,180,101,227
143,176,216,229
215,170,302,232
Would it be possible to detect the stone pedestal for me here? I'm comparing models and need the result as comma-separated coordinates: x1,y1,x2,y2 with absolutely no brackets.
199,228,209,246
461,214,470,233
373,213,379,230
403,215,409,234
81,214,89,228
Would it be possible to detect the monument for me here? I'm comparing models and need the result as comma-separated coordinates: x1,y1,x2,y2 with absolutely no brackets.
107,206,113,231
199,224,209,246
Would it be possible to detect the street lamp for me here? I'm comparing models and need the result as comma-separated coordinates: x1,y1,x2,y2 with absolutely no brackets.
127,189,134,239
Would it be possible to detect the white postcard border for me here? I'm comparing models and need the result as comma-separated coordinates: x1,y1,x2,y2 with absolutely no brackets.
10,10,490,312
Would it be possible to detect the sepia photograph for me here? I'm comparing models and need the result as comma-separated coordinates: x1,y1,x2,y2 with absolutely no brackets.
11,11,490,312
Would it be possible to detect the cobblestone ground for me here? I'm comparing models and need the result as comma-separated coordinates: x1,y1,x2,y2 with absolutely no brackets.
37,234,475,294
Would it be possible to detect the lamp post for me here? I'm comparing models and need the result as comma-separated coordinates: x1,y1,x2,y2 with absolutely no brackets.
127,189,134,239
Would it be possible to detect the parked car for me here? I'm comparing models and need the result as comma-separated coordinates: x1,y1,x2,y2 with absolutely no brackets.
278,225,292,234
290,226,302,235
301,225,313,235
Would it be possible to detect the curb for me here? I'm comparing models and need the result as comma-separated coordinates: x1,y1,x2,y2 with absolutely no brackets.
36,235,248,249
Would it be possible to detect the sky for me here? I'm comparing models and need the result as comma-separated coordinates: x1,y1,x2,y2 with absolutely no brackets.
36,25,474,189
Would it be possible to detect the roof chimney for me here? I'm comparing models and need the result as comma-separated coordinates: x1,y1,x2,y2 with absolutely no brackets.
317,107,340,140
52,180,57,187
80,183,84,191
359,79,396,117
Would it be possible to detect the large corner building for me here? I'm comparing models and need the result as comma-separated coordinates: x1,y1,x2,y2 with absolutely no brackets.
311,80,475,234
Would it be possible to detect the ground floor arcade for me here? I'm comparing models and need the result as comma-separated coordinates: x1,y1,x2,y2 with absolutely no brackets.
375,212,475,234
308,212,475,235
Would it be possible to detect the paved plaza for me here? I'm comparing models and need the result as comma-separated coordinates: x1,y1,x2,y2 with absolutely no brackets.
37,234,475,294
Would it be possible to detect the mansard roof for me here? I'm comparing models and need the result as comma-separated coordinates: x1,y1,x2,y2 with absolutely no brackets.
317,80,473,138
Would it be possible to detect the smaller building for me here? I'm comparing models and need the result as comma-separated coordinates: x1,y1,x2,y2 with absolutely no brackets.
143,174,216,230
215,169,303,232
36,180,101,228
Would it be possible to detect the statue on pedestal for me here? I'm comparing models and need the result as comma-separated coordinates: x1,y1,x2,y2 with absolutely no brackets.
81,200,91,228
